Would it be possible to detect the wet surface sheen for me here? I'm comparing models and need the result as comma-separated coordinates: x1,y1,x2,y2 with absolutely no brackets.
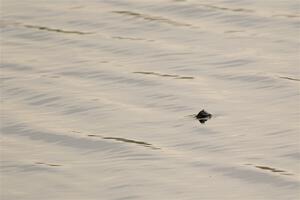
1,0,300,200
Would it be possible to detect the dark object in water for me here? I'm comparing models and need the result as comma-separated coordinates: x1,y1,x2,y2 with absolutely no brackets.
195,109,212,124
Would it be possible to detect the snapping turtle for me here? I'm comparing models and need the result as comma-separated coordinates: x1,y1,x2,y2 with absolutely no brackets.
195,109,212,124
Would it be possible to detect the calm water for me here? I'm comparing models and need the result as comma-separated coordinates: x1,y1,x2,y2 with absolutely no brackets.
1,0,300,199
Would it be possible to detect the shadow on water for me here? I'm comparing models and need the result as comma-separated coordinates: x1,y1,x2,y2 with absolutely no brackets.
87,134,160,150
134,71,194,80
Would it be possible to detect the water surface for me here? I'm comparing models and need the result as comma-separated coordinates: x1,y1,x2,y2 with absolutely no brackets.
1,0,300,199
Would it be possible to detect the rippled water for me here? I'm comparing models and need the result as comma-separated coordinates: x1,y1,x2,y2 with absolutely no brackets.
1,0,300,199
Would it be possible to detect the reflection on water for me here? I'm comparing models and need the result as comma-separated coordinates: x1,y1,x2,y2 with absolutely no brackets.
197,118,210,124
23,24,92,35
272,14,300,18
2,0,300,199
255,165,286,173
35,162,62,167
113,10,194,27
279,76,300,82
1,20,92,35
112,36,154,42
246,164,294,176
134,71,194,79
87,134,160,150
197,3,254,13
